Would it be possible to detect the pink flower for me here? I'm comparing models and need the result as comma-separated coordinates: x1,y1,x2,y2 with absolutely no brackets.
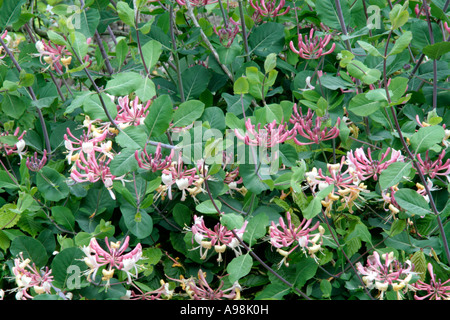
82,236,143,286
416,150,450,179
160,153,198,201
115,96,151,129
176,0,218,6
69,150,126,200
269,212,324,267
1,127,26,158
356,251,415,300
412,263,450,300
26,150,48,172
135,142,174,172
187,215,248,264
0,30,9,59
126,280,174,300
35,39,72,73
64,125,111,164
249,0,290,19
10,252,54,300
169,270,242,300
290,107,340,145
235,118,296,148
213,18,240,48
346,147,405,181
290,28,336,60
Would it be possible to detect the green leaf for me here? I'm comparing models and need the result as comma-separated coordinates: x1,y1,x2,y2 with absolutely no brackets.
0,204,21,229
389,219,406,237
10,236,48,268
82,93,117,121
233,77,249,95
389,31,412,56
77,8,100,38
357,40,382,57
181,65,211,101
144,94,173,138
379,161,413,190
388,77,409,102
109,148,139,176
389,2,409,30
264,53,277,73
243,213,269,247
410,250,427,281
52,206,75,231
135,77,156,102
36,167,70,202
303,184,334,219
196,200,222,214
0,0,27,27
172,203,191,228
1,94,27,119
172,100,205,128
227,254,253,283
220,213,244,231
348,93,385,116
105,72,143,96
316,0,351,30
51,247,87,289
121,203,153,239
394,188,433,217
409,125,445,154
116,1,135,28
423,41,450,60
248,22,285,57
141,40,162,72
115,125,148,150
69,31,88,61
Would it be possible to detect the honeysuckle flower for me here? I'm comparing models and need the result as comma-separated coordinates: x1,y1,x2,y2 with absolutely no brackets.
64,125,112,165
269,212,324,267
176,0,218,6
249,0,290,19
290,108,340,146
187,215,248,264
416,150,450,179
82,236,143,287
169,271,241,300
235,118,296,149
69,150,126,200
1,127,26,158
346,147,405,181
411,263,450,300
160,153,198,201
115,96,151,129
34,39,72,73
356,251,415,300
290,28,336,60
381,185,402,217
9,252,54,300
26,150,48,172
415,179,439,203
0,30,9,59
214,18,240,48
135,143,174,172
126,279,174,300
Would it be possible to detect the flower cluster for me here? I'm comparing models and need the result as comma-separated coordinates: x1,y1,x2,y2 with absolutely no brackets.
290,106,341,146
0,127,26,159
115,95,151,129
135,143,174,172
214,18,240,48
169,270,241,300
9,252,54,300
35,40,72,73
411,263,450,300
269,212,325,267
187,215,248,264
26,150,48,172
306,157,368,215
82,236,143,287
235,118,295,148
250,0,290,19
416,150,450,179
356,251,415,300
346,147,405,181
290,28,336,60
